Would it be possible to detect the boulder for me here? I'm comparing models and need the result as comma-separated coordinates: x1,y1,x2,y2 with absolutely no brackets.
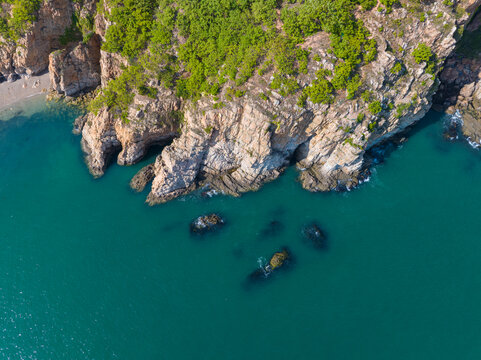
268,249,290,270
130,164,155,192
247,247,292,284
190,213,225,235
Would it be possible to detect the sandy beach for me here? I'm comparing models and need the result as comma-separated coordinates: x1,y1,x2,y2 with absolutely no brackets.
0,72,51,120
0,72,50,109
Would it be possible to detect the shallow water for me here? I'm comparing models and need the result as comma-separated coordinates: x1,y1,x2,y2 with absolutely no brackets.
1,100,481,359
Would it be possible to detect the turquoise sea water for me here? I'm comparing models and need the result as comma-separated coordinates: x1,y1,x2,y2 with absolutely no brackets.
1,99,481,359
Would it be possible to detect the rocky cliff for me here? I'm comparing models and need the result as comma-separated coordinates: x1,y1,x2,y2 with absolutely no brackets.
0,0,72,79
435,10,481,145
3,0,481,204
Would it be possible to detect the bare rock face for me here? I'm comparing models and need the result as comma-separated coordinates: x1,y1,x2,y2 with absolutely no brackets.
0,0,74,78
460,81,481,145
146,1,479,203
81,108,121,177
81,89,181,177
130,164,156,192
94,0,129,86
49,35,101,96
445,77,481,145
73,0,481,204
436,8,481,146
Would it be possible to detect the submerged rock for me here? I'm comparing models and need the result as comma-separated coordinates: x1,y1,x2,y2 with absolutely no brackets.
130,164,155,192
247,248,292,284
259,220,284,238
443,118,461,141
302,223,328,250
73,114,87,135
190,213,225,235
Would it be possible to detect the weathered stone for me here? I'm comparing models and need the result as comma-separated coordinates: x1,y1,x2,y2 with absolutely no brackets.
80,90,181,178
55,0,481,203
268,249,290,270
246,248,292,285
49,35,101,96
0,0,75,78
73,114,87,135
189,214,225,235
130,164,155,193
141,1,481,204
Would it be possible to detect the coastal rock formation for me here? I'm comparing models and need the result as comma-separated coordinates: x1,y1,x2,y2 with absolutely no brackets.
49,35,102,96
130,164,156,192
0,0,74,78
268,249,290,271
459,81,481,145
247,248,292,284
4,0,481,204
435,10,481,146
190,214,225,235
81,89,181,177
140,1,480,204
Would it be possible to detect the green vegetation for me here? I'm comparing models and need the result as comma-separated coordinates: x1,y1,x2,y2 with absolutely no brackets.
0,0,42,41
412,43,436,75
368,100,382,114
91,0,379,120
390,62,403,74
380,0,399,13
367,120,377,132
343,137,363,149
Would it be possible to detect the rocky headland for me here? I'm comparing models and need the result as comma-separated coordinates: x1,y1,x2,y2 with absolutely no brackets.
1,0,481,204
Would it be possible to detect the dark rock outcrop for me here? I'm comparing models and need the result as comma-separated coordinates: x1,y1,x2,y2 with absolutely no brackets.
301,223,328,250
130,164,156,192
247,248,292,284
190,214,225,235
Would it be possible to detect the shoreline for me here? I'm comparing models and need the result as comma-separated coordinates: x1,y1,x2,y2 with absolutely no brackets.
0,72,50,118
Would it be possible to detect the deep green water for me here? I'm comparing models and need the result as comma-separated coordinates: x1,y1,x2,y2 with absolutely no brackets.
1,99,481,360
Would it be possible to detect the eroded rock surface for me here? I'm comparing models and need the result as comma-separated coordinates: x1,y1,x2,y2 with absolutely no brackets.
190,214,225,235
81,90,181,177
145,1,480,204
49,35,101,96
130,164,156,193
0,0,74,78
247,248,292,284
6,0,481,204
436,9,481,146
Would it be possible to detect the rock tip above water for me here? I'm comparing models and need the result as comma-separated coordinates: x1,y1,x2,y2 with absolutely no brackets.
190,213,225,235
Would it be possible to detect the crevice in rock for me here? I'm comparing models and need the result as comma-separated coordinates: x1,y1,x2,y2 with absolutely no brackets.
435,9,481,111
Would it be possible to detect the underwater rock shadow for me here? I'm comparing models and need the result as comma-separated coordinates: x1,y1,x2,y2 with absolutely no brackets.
258,220,285,239
301,222,329,251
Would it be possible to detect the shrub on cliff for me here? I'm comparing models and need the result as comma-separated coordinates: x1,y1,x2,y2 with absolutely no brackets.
368,101,382,114
0,0,42,41
95,0,379,119
412,43,436,74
